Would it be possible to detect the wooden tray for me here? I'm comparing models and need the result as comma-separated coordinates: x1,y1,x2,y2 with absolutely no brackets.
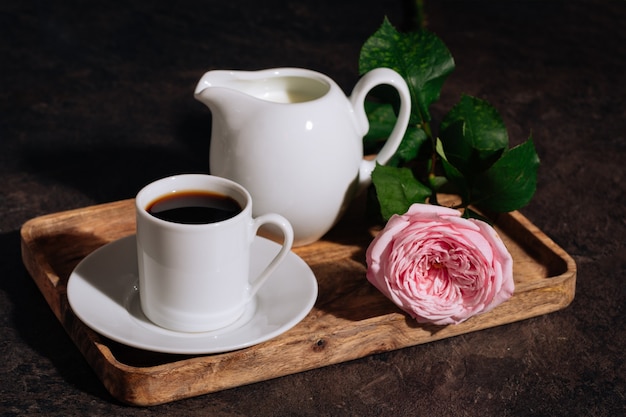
20,198,576,406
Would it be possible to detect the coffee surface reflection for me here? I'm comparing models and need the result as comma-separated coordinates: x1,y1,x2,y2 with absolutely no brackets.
147,191,242,224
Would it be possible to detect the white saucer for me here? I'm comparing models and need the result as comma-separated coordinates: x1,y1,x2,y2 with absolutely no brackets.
67,235,318,354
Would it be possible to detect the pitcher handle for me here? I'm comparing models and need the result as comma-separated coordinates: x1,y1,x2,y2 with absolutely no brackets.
349,67,411,191
246,213,294,298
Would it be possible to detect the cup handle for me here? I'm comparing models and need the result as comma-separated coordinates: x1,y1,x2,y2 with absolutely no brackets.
246,213,294,298
349,67,412,192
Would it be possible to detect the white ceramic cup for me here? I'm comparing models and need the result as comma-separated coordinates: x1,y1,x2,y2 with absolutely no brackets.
135,174,294,332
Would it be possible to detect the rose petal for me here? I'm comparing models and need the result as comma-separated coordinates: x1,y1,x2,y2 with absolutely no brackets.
366,203,514,325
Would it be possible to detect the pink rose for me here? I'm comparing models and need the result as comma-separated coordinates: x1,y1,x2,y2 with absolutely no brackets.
366,203,514,325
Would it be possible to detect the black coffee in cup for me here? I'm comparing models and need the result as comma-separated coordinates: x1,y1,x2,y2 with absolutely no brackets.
146,191,242,224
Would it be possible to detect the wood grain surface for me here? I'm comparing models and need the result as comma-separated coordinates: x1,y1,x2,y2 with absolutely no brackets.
20,198,576,406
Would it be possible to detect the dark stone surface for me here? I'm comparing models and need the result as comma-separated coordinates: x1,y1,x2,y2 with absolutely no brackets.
1,0,624,415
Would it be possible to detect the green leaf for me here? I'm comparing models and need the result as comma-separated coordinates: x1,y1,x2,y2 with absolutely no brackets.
439,95,508,176
387,126,428,166
440,156,470,203
363,101,398,153
371,164,432,220
428,175,448,192
471,138,540,212
436,137,468,201
463,208,493,225
359,19,540,217
363,101,428,166
359,17,455,123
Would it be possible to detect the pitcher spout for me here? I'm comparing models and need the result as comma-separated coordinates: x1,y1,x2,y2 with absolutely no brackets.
194,70,246,112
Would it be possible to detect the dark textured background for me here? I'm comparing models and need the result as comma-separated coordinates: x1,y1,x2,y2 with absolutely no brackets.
1,1,624,415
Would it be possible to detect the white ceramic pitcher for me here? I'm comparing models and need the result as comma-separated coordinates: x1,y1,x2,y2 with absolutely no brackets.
195,67,410,246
